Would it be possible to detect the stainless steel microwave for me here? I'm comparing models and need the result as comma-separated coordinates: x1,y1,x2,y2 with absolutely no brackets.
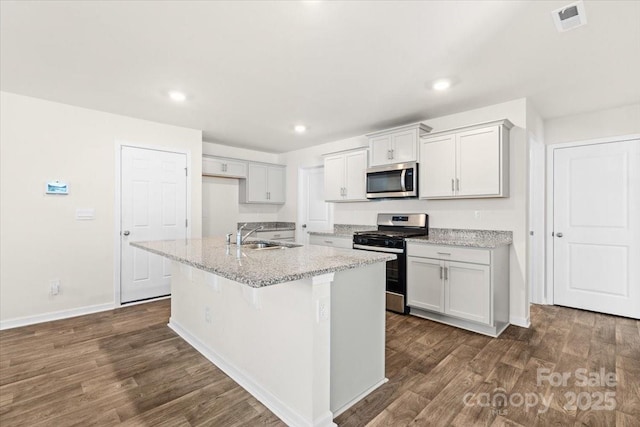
366,162,418,199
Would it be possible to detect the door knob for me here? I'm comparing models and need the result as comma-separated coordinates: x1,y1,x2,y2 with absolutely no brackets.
302,224,307,228
123,230,130,236
556,232,563,238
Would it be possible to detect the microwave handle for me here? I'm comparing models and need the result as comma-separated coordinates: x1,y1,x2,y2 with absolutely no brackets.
400,169,407,192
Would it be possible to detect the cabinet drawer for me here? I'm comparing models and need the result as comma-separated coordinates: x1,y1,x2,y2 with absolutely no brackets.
257,230,295,240
309,234,353,249
407,244,490,265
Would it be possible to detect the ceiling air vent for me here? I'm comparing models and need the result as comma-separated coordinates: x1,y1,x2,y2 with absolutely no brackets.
552,1,587,32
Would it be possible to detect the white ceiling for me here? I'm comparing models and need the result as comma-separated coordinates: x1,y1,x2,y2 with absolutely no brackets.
1,1,639,153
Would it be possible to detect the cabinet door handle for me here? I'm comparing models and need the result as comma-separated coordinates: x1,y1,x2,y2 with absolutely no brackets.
436,252,451,256
343,187,347,197
387,150,391,159
324,240,334,244
456,178,460,191
451,178,455,192
440,266,443,279
390,148,394,159
444,267,448,280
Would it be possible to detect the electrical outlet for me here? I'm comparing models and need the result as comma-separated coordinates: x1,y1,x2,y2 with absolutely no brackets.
204,307,212,324
50,279,60,296
474,210,481,219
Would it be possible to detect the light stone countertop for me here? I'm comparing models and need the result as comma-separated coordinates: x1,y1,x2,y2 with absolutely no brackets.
308,224,376,238
406,229,513,249
309,225,512,249
131,237,395,288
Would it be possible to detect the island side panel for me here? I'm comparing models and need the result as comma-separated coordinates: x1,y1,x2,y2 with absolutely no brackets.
168,261,334,427
330,262,387,415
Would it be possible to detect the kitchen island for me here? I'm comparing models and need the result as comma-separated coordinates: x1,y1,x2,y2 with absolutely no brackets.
132,237,394,427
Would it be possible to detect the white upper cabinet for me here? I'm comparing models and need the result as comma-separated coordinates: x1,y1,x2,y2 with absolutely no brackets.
419,119,513,199
367,123,432,167
323,148,368,202
202,156,248,178
420,135,457,198
240,163,286,204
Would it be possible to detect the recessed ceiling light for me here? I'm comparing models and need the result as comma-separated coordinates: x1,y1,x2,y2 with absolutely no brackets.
294,125,307,133
432,79,451,91
168,91,186,102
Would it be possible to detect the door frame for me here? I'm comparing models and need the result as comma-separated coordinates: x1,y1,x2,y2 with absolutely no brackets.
297,165,333,245
113,141,192,307
545,133,640,305
528,135,546,304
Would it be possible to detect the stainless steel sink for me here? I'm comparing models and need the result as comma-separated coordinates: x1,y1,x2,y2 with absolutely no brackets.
241,241,302,251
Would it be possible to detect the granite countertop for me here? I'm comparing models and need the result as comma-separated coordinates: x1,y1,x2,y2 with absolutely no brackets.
308,224,376,238
406,229,513,249
238,222,295,232
131,237,395,288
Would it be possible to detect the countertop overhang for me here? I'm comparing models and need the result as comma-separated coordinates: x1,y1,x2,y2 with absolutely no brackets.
131,237,395,288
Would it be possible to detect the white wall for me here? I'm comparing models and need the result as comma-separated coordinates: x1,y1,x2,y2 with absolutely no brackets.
201,141,284,232
280,99,531,326
544,103,640,145
0,92,202,325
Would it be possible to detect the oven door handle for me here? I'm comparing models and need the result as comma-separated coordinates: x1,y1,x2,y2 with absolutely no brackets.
353,244,404,254
400,169,407,192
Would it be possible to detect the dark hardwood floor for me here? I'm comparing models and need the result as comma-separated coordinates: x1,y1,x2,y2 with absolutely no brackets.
1,300,638,426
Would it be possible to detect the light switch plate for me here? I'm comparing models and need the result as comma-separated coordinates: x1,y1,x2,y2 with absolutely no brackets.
75,208,95,220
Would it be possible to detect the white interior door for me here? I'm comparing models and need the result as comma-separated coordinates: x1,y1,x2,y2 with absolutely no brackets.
121,146,188,303
553,139,639,318
299,166,332,244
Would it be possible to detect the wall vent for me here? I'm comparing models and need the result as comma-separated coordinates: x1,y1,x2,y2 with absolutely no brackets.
552,1,587,32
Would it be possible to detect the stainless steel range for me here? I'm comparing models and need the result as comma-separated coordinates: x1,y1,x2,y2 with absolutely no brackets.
352,213,428,314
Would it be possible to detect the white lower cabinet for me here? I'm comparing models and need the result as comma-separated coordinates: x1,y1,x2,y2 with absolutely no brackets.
406,257,444,312
406,243,509,337
445,261,491,325
308,234,353,249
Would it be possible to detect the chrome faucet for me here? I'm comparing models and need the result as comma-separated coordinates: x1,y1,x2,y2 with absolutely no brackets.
236,224,264,246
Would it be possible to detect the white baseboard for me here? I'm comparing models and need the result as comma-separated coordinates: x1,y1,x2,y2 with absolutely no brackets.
169,318,336,427
0,302,115,330
332,377,388,417
509,315,531,328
